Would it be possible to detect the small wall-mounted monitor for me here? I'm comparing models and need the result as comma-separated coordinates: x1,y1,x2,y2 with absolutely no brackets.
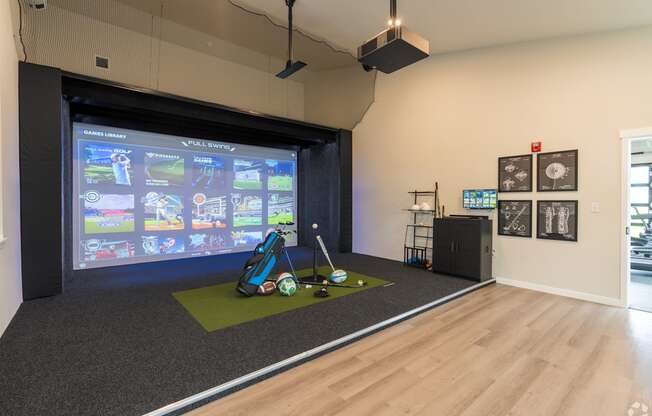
463,189,497,210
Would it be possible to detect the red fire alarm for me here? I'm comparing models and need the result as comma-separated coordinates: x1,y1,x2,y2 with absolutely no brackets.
531,141,542,153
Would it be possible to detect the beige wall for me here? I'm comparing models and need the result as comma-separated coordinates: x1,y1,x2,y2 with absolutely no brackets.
17,0,381,130
0,1,23,336
304,66,376,129
20,1,304,120
353,26,652,303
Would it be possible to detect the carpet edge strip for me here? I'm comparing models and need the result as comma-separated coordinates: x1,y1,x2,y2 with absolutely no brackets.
142,278,496,416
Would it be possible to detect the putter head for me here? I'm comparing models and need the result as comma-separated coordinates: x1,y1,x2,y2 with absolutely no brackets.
276,60,307,79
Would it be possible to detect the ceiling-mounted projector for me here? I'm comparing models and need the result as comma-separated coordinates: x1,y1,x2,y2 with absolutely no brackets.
358,0,429,74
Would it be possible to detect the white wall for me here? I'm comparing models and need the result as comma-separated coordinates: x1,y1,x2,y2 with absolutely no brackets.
0,1,23,336
353,26,652,304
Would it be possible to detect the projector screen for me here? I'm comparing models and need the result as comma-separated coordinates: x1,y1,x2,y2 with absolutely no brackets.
72,122,297,270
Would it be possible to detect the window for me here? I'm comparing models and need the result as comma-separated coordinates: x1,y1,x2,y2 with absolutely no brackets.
631,186,649,205
630,163,652,239
631,165,650,185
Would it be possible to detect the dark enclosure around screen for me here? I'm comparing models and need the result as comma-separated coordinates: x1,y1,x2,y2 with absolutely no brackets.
19,62,352,299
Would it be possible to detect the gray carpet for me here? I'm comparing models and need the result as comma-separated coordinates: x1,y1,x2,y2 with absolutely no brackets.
0,249,481,416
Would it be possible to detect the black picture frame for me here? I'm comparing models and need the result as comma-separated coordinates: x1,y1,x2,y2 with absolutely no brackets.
498,154,533,192
536,200,578,241
497,200,532,238
537,150,578,192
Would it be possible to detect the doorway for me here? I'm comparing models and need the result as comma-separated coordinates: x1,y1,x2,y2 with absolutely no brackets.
626,135,652,312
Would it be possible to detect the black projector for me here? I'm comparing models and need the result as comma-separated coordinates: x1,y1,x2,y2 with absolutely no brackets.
358,26,429,74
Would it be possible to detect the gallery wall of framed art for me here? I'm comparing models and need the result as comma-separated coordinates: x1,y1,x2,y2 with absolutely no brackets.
498,200,532,238
536,200,578,241
498,154,533,192
496,149,579,241
536,150,578,192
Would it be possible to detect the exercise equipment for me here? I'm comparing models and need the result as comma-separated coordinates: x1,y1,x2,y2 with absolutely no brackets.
630,208,652,271
235,222,297,297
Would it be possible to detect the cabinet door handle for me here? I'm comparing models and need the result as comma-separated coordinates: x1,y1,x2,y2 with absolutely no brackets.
450,241,454,252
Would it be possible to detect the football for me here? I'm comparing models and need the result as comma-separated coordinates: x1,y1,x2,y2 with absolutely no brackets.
257,281,276,296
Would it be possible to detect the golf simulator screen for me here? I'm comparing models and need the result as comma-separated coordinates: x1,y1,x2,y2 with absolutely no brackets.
72,122,298,270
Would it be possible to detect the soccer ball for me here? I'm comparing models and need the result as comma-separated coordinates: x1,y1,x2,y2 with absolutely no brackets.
329,269,348,284
276,273,297,296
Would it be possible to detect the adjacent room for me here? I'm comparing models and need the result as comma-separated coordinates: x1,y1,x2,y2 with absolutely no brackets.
629,138,652,313
1,1,652,415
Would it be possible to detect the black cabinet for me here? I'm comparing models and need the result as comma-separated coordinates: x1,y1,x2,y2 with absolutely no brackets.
432,217,492,281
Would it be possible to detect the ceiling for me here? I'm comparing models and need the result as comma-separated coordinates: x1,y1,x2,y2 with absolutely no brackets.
236,0,652,54
106,0,356,71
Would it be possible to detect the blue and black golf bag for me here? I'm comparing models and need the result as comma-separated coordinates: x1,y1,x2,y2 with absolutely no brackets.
236,232,286,296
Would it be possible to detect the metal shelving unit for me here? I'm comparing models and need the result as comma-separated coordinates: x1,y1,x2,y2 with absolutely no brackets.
403,191,436,268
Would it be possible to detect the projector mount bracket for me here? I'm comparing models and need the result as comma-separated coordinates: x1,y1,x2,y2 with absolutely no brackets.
276,0,307,79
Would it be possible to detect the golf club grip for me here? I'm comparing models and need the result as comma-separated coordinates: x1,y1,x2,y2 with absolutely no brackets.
316,235,336,272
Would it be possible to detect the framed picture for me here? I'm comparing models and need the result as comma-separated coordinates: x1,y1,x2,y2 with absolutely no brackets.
537,150,578,191
498,200,532,238
536,200,578,241
498,154,533,192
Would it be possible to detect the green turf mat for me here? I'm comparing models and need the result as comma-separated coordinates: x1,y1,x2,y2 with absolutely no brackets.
172,268,389,332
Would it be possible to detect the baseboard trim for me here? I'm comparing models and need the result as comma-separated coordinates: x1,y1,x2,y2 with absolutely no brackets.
495,277,624,307
142,279,495,416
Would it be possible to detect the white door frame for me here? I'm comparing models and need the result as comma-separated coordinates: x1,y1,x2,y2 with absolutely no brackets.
620,128,652,308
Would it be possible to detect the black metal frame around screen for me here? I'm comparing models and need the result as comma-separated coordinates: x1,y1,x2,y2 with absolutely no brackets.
497,154,533,193
536,149,578,192
497,200,532,238
535,200,578,242
19,62,352,300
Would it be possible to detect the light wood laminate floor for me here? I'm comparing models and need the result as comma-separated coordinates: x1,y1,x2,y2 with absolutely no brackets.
188,284,652,416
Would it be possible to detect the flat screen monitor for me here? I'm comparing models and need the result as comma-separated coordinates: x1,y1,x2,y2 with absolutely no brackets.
463,189,497,210
72,122,298,270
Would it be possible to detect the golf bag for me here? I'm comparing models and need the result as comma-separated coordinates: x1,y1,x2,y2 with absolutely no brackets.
236,231,286,296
